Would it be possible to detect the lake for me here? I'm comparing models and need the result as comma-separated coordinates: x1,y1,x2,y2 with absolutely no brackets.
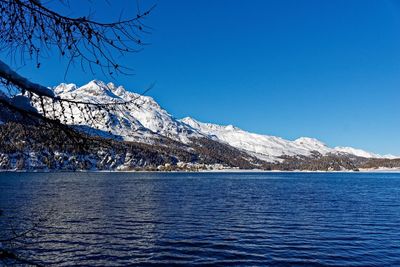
1,172,400,266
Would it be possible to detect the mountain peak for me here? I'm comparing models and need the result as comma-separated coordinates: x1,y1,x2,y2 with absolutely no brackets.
83,80,109,91
84,80,110,90
54,83,77,94
75,80,123,99
181,117,199,125
108,83,127,96
88,79,107,86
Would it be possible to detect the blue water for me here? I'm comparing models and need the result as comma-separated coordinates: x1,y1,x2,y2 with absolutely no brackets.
1,172,400,266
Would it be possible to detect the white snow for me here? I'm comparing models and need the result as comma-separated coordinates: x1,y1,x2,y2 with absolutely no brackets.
37,80,397,161
334,146,379,158
334,146,397,159
180,117,394,162
181,117,328,161
50,80,201,143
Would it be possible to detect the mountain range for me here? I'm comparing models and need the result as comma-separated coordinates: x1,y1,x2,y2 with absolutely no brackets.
0,80,398,171
54,80,395,161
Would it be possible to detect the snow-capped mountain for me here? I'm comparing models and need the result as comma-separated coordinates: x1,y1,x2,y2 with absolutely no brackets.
52,80,200,143
180,117,389,161
333,146,378,158
48,80,395,162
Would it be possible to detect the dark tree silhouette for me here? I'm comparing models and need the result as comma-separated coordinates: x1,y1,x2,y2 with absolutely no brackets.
0,1,154,263
0,0,154,129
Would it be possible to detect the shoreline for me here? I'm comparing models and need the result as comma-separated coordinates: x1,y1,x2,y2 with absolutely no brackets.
1,167,400,174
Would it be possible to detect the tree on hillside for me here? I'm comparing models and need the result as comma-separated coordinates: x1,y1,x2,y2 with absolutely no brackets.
0,0,154,131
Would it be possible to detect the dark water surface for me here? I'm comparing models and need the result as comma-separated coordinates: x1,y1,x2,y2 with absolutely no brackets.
1,172,400,266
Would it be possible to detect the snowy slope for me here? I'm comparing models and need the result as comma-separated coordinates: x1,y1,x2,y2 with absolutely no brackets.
334,146,378,158
334,147,396,159
180,117,389,162
52,80,200,143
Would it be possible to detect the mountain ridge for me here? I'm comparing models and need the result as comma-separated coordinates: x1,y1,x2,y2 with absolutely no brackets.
51,80,396,162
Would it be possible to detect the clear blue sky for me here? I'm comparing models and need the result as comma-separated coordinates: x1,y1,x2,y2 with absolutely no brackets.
5,0,400,155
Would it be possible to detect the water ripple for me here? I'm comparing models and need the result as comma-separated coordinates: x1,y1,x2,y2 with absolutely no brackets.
1,172,400,266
